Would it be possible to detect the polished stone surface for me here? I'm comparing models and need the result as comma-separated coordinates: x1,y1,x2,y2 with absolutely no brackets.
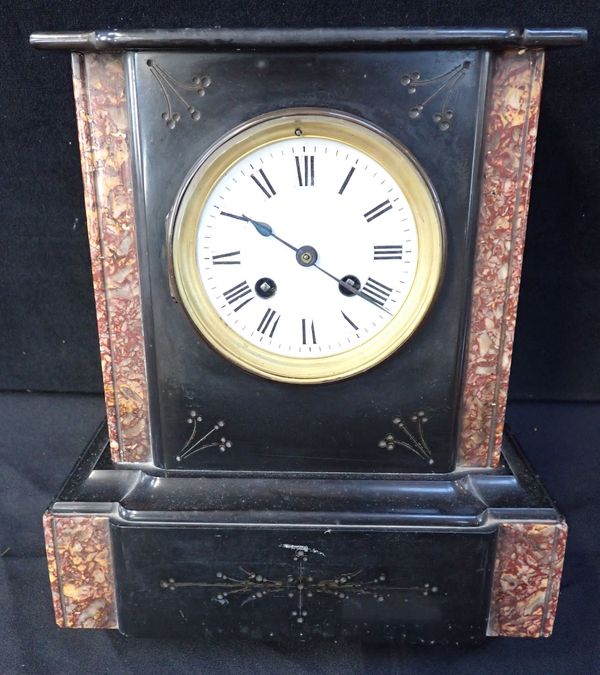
0,393,597,672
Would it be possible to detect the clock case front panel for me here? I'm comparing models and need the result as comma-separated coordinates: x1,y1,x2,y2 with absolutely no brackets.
128,49,489,474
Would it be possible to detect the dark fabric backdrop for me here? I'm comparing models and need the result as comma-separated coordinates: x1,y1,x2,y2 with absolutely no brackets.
1,6,598,672
0,1,598,399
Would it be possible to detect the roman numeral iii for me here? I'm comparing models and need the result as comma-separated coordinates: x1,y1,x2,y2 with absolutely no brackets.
374,245,403,260
295,155,315,187
362,278,393,307
223,281,254,312
251,168,276,198
364,199,393,222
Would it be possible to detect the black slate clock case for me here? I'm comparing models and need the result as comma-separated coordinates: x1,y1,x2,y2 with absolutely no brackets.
130,49,489,473
33,27,586,644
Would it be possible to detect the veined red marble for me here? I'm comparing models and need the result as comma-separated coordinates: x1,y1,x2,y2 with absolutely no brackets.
458,49,545,467
42,511,64,627
72,53,151,463
42,512,118,629
487,521,567,637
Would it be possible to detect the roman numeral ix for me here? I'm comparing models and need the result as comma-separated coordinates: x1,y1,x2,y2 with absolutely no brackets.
362,278,393,307
251,168,276,199
295,155,315,187
257,308,280,338
223,281,254,312
364,199,393,222
374,245,403,260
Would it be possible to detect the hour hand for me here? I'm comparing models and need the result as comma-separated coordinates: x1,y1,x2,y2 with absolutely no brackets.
240,214,298,254
220,211,273,237
242,214,272,237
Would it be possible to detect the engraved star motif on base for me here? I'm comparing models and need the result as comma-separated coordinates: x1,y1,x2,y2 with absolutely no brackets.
161,545,438,626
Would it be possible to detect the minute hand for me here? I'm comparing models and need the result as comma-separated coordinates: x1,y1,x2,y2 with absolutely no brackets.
312,263,393,316
242,214,393,315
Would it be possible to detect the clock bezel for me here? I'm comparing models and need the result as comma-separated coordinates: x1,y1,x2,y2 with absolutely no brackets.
169,107,445,384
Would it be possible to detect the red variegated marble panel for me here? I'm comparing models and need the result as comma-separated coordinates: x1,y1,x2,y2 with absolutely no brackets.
72,53,151,463
458,49,545,467
42,512,118,629
541,522,569,636
42,511,65,627
487,521,568,638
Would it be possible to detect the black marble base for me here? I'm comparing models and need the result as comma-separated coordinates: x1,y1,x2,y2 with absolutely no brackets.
48,420,563,643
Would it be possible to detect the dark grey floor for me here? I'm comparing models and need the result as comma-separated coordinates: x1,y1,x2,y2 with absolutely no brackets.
0,393,598,674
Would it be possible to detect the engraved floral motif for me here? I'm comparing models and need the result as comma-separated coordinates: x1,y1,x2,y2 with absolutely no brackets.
146,59,211,129
161,544,437,626
378,411,434,464
401,61,471,130
175,410,232,462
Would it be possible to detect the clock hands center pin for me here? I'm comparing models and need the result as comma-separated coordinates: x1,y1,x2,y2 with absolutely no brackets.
235,213,393,315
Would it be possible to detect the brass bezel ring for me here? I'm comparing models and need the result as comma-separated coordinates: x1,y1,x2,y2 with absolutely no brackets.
170,108,445,384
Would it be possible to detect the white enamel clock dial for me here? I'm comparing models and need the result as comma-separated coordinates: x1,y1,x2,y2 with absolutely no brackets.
197,137,417,358
172,110,444,384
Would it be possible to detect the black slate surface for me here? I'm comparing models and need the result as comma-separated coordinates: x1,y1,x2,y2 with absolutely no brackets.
0,1,598,401
0,393,598,674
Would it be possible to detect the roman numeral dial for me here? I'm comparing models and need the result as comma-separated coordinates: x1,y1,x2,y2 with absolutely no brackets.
364,199,393,222
295,155,315,187
338,166,355,195
341,311,359,331
223,281,254,312
251,168,276,198
184,122,440,380
374,245,403,260
301,319,317,345
212,250,241,265
362,278,393,307
257,308,280,337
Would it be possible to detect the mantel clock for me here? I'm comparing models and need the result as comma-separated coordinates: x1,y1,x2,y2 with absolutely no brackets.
31,26,586,643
